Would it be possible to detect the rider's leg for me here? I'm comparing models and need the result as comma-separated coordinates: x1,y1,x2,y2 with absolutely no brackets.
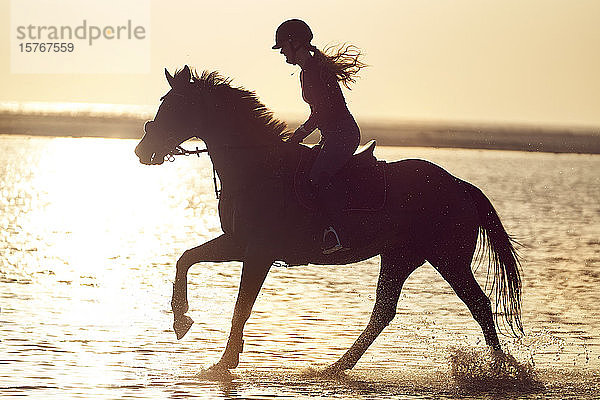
309,123,360,254
314,171,348,253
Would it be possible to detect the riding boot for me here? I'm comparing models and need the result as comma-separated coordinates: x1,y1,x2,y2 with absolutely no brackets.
315,173,349,254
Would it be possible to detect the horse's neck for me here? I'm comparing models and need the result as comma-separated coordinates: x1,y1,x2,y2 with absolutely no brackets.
207,136,283,193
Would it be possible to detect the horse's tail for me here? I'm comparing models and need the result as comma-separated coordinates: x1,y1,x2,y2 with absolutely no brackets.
463,181,524,336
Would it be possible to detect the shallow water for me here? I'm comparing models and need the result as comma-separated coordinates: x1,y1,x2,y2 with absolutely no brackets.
1,135,599,399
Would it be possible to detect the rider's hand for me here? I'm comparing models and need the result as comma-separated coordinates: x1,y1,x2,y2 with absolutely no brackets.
288,135,302,144
290,125,308,144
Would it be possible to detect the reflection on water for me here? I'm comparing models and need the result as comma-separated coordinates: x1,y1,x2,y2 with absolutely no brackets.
1,135,599,399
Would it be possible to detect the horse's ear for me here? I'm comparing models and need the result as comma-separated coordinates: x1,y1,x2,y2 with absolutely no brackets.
165,68,175,88
179,65,191,83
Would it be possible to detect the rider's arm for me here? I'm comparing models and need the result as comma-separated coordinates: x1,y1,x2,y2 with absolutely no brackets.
293,63,342,143
290,120,313,143
298,104,318,135
303,67,340,134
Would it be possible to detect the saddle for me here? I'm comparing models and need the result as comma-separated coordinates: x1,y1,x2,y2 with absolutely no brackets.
294,140,387,212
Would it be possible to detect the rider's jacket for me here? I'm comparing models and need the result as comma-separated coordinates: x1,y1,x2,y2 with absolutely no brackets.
300,56,353,136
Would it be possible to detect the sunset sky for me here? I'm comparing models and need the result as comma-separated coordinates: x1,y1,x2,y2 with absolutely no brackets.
2,0,599,127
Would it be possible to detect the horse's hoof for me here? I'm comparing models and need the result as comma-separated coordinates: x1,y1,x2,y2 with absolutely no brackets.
211,350,240,371
207,361,230,372
173,314,194,340
197,366,234,381
321,363,346,377
207,359,235,373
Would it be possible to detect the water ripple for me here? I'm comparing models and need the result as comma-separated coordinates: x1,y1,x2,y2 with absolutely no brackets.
0,137,599,398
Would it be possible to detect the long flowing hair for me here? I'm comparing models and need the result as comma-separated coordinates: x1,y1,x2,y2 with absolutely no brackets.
310,43,367,89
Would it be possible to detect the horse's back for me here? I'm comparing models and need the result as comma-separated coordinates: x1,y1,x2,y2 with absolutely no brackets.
383,158,478,230
385,158,462,196
388,157,453,175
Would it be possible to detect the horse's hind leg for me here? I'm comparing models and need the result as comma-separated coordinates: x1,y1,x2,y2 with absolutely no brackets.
428,230,500,350
324,249,424,373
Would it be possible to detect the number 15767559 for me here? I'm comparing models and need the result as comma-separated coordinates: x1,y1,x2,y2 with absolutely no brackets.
19,42,74,52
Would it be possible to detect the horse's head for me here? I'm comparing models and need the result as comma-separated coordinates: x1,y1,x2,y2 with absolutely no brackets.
136,65,290,165
135,65,201,165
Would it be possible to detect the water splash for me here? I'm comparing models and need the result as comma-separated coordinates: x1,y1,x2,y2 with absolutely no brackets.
449,347,543,392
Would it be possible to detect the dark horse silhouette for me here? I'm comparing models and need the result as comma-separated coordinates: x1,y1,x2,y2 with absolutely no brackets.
135,66,523,374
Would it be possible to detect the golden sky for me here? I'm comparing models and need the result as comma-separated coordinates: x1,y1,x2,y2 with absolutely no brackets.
1,0,599,127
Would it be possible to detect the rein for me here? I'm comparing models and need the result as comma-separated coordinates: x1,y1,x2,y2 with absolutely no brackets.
168,145,209,159
166,141,287,201
166,145,221,199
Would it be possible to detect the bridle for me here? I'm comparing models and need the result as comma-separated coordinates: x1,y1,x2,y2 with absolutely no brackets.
154,90,290,200
165,141,284,201
166,144,208,162
149,89,221,198
162,142,220,199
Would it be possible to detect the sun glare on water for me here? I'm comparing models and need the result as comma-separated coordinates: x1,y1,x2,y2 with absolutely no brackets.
27,138,164,266
0,135,223,389
14,136,215,335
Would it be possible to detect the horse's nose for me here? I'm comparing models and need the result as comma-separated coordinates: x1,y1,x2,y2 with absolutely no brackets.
135,131,149,161
134,141,143,159
135,121,154,160
134,140,154,165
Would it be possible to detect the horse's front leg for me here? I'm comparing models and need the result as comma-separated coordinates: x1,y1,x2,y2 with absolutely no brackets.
172,234,243,339
210,252,273,371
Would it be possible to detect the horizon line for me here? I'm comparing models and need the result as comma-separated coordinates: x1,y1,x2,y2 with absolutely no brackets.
1,100,599,132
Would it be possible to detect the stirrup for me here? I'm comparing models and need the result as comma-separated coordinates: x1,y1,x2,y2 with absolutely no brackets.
322,226,344,255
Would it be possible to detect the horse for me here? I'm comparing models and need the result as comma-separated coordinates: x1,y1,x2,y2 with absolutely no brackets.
134,65,523,374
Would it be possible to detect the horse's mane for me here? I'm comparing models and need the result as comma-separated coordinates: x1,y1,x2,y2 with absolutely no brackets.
175,68,291,142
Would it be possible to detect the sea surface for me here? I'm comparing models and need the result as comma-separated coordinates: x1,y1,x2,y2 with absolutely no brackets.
1,134,599,399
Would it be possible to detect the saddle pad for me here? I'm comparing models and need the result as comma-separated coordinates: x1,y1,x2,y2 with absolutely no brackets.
294,155,387,212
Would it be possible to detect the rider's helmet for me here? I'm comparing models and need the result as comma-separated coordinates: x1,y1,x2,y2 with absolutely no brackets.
272,19,313,49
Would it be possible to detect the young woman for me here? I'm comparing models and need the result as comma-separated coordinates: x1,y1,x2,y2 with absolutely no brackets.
272,19,366,254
